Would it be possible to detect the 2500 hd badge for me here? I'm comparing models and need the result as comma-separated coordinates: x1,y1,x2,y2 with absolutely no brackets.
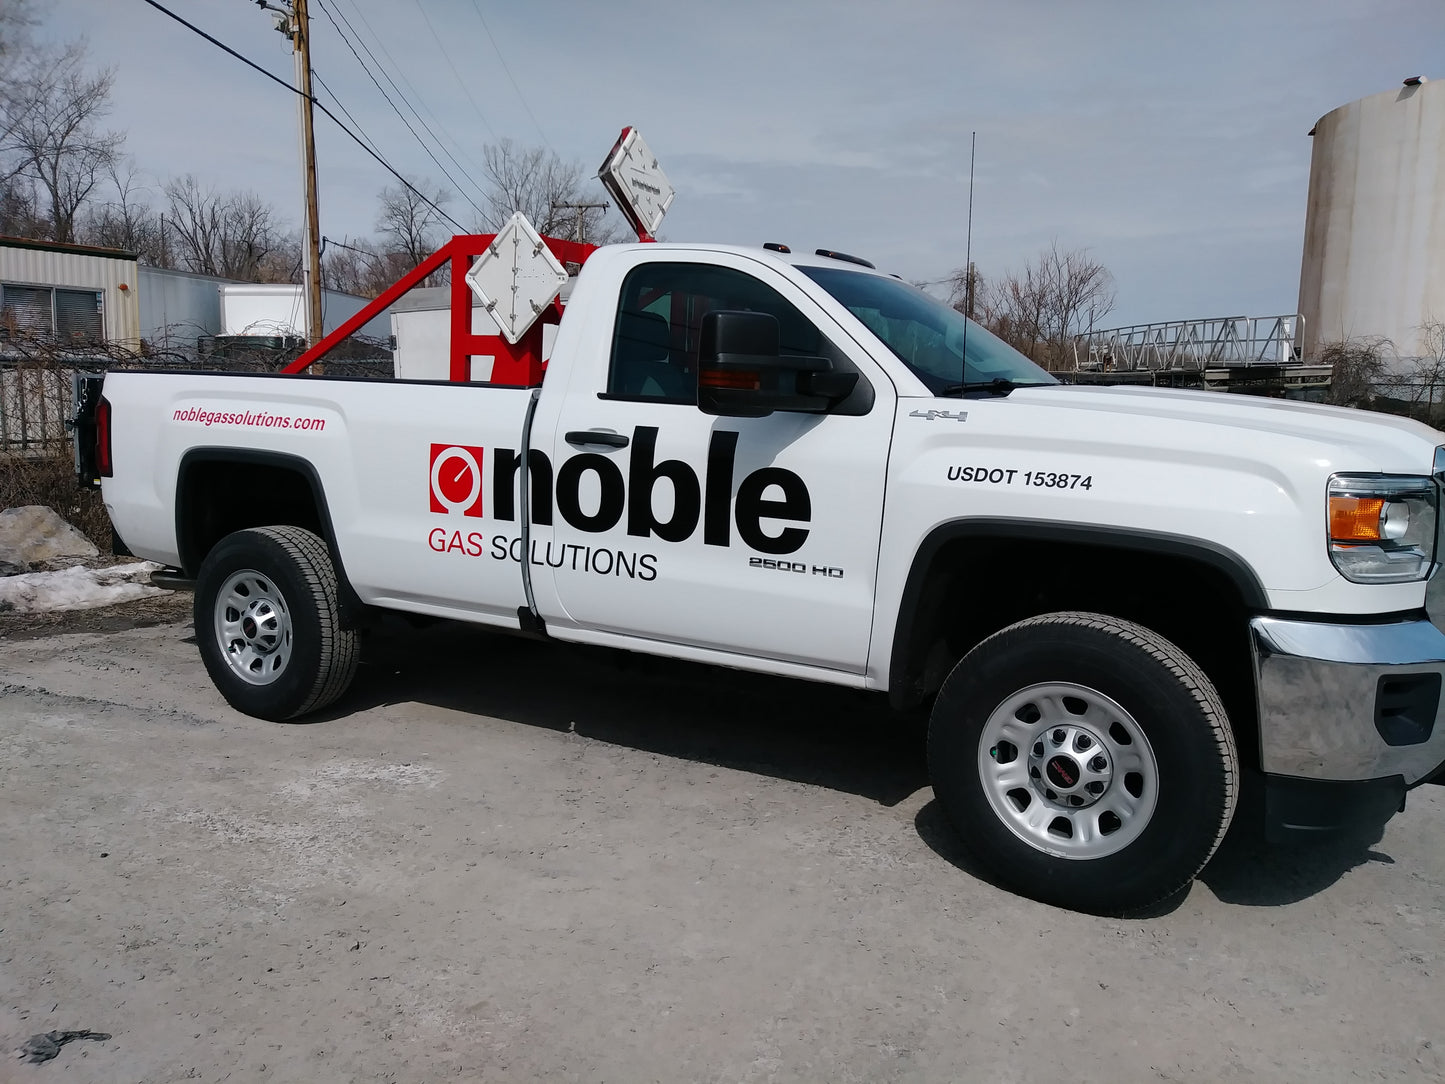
748,557,844,578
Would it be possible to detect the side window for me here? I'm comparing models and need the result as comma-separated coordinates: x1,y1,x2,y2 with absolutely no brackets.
606,262,832,404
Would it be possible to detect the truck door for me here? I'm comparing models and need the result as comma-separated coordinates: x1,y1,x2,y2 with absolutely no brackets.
540,254,895,674
342,381,534,625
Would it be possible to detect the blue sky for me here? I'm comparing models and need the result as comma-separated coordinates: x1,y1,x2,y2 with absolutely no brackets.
42,0,1445,326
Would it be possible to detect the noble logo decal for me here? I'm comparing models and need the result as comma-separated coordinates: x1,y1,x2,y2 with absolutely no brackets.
419,427,842,583
429,444,485,516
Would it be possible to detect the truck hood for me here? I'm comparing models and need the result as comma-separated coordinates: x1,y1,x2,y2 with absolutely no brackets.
964,384,1444,474
890,382,1443,611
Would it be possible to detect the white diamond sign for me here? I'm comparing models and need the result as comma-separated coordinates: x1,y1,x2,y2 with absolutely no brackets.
464,212,568,344
599,127,675,238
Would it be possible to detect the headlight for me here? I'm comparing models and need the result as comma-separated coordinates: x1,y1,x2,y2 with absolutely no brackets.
1327,474,1438,583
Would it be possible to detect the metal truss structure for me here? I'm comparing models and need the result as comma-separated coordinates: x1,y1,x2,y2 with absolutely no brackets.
1074,314,1304,372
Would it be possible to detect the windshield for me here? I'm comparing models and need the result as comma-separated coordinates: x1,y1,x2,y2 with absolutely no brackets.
800,266,1057,395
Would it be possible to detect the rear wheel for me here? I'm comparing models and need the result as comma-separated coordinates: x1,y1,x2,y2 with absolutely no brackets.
928,611,1237,913
194,525,359,721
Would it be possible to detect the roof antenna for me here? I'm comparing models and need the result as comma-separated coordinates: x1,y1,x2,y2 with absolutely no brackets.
960,131,976,392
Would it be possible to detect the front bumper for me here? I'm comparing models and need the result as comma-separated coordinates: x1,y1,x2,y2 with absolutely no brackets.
1251,615,1445,785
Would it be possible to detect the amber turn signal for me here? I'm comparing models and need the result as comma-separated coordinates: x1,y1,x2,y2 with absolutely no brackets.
700,369,760,391
1329,496,1385,541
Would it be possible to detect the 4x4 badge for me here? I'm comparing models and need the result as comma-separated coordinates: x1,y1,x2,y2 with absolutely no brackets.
909,409,968,422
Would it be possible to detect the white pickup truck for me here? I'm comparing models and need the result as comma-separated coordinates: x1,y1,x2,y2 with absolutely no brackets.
81,238,1445,913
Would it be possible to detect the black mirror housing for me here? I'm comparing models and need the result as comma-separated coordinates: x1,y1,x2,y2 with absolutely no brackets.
697,311,855,417
701,309,779,359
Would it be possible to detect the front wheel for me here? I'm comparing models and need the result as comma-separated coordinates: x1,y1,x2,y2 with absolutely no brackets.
194,525,359,721
928,612,1238,914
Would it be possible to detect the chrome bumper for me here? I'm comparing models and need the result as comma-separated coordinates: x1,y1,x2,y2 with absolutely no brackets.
1251,616,1445,784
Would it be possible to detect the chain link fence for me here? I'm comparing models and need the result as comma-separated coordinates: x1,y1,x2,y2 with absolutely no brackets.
0,333,392,454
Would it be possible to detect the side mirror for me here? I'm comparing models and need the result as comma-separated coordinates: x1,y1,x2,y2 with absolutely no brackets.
697,310,858,418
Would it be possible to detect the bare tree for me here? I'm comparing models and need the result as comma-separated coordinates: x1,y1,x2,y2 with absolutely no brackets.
0,0,38,183
322,237,418,298
1321,337,1391,409
376,178,451,266
163,175,292,281
3,9,130,244
1384,320,1445,423
0,0,34,70
0,175,41,236
1415,318,1445,392
323,236,385,297
478,139,579,233
162,174,232,275
219,192,282,280
477,138,625,243
79,159,165,262
10,43,123,242
969,243,1116,369
251,226,301,285
947,263,982,320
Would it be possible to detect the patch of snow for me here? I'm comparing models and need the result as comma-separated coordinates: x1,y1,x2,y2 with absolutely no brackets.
0,561,167,614
0,505,99,566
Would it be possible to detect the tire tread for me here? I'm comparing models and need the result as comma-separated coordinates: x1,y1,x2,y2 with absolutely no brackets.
195,525,358,721
252,525,359,718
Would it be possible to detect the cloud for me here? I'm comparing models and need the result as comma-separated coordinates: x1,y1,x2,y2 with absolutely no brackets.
37,0,1445,326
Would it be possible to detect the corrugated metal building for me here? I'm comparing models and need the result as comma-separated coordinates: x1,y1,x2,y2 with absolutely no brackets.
0,236,141,348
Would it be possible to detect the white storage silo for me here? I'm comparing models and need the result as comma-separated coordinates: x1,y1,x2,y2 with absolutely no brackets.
1298,78,1445,362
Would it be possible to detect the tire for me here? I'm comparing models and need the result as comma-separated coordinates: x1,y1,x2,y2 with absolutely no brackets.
927,611,1237,914
194,525,359,721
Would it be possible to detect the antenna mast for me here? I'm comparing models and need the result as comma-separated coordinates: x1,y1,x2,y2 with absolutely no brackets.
960,131,976,389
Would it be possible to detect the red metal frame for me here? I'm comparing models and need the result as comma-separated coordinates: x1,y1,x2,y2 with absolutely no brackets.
281,233,599,384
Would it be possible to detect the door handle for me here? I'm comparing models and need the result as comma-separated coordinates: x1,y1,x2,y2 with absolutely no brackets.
565,430,630,448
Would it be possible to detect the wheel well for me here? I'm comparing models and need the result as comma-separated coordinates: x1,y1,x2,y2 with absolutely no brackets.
891,532,1260,767
176,454,327,577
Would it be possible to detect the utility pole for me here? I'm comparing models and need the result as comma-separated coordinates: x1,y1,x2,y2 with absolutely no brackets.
291,0,324,346
550,201,609,244
257,0,323,347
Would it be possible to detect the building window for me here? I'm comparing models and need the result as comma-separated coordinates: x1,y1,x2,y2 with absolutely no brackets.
55,288,103,341
0,283,104,342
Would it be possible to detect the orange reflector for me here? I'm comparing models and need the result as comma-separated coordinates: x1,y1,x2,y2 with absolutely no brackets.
1329,496,1385,541
701,369,760,391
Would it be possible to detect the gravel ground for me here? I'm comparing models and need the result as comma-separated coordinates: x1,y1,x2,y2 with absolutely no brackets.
0,613,1442,1082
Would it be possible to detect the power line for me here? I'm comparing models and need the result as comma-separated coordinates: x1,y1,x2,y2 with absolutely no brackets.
314,0,492,212
466,0,549,148
310,0,485,220
311,68,383,158
332,0,490,179
138,0,465,233
323,234,385,264
409,0,500,145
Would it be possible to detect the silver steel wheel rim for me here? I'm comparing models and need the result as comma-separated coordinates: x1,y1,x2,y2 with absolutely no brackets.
977,682,1159,860
214,569,293,686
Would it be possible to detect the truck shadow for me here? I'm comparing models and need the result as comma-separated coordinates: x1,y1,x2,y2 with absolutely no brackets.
327,618,1395,910
333,618,929,808
1195,814,1393,908
910,798,1394,915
